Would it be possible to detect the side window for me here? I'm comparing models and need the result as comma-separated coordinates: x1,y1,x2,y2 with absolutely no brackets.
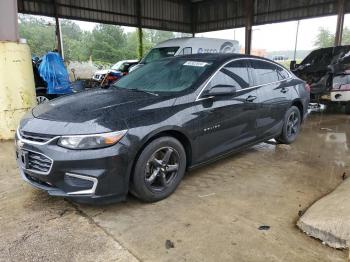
276,67,290,80
208,60,250,91
250,60,288,85
181,47,192,55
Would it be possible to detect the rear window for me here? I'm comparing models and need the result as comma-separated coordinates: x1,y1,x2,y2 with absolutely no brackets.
208,60,250,91
142,47,179,64
250,60,289,85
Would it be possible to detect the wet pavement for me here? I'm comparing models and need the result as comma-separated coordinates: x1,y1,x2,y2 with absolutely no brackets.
0,113,349,261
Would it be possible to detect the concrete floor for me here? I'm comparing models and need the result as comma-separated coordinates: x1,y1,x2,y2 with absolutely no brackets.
0,113,349,262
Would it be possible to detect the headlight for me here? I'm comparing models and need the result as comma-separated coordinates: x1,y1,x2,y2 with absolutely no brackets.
57,130,127,150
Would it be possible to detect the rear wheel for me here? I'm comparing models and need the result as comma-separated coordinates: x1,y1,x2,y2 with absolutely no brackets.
275,106,301,144
131,137,186,202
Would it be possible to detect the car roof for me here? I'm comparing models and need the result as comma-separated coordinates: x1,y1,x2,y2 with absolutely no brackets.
311,45,350,52
155,37,239,47
168,53,276,64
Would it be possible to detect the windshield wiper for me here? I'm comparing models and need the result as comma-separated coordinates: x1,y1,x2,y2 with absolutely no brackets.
128,88,159,96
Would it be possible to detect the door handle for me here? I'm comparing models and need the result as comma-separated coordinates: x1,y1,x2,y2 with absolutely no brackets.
281,87,289,93
246,95,257,102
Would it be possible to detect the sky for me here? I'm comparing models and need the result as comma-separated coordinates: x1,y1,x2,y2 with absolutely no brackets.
55,14,350,52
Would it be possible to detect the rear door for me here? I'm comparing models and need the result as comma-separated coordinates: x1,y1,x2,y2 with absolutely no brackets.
192,59,259,163
249,59,292,139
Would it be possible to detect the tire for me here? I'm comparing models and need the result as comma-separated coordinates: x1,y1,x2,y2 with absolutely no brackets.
36,92,51,104
345,102,350,115
275,106,301,144
131,136,186,202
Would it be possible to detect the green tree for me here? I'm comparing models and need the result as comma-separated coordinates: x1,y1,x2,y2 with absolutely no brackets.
314,28,335,48
60,20,88,61
342,27,350,45
18,14,180,63
18,15,56,57
88,24,129,63
144,29,175,44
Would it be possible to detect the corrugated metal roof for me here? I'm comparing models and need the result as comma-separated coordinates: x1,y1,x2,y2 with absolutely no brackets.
254,0,337,26
18,0,350,33
18,0,192,32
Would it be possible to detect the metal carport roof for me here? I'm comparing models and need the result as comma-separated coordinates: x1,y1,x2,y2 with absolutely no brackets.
18,0,350,33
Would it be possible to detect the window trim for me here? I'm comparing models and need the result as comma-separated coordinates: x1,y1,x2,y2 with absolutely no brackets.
196,57,292,101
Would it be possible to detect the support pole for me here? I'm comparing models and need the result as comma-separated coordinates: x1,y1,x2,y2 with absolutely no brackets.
245,0,254,55
55,16,64,59
137,27,143,58
0,0,36,139
293,20,300,61
53,0,64,59
136,0,143,58
0,0,19,41
190,2,196,38
334,0,345,46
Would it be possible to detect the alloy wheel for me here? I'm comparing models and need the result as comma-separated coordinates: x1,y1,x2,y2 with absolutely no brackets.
144,146,180,192
36,96,49,104
286,111,299,138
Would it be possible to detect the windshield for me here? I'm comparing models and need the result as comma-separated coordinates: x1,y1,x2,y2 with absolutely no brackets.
111,61,124,70
114,59,212,93
142,47,180,64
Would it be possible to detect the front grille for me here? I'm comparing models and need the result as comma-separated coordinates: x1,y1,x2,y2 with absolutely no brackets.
27,151,52,173
20,131,55,143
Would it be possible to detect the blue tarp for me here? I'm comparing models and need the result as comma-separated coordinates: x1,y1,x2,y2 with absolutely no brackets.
38,52,72,94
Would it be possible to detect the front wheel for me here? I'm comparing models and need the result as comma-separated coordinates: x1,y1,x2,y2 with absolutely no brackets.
275,106,301,144
131,137,186,202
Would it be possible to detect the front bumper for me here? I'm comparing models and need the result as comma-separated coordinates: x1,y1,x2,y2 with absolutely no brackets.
15,131,132,204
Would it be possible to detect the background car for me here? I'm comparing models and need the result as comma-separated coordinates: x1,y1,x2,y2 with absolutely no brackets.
129,37,240,72
290,45,350,103
92,59,139,85
331,74,350,114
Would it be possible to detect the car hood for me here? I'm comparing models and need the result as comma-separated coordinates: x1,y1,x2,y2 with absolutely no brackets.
22,88,175,135
94,69,113,75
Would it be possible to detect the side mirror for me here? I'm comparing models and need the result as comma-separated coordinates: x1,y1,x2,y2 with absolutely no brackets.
204,84,237,97
290,60,297,70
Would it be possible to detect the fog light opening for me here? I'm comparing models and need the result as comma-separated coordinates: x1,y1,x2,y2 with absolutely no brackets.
65,173,98,195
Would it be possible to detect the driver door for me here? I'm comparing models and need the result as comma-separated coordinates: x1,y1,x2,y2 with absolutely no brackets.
192,60,259,163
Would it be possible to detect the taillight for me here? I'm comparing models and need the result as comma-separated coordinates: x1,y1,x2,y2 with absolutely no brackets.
305,83,311,93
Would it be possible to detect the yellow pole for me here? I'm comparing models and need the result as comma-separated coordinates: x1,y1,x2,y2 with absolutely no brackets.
0,0,36,140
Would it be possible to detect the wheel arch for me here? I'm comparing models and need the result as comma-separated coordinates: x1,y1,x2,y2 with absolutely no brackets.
129,128,193,183
291,99,304,122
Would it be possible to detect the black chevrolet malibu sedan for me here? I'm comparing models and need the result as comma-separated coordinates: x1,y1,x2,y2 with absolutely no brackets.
16,54,309,203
